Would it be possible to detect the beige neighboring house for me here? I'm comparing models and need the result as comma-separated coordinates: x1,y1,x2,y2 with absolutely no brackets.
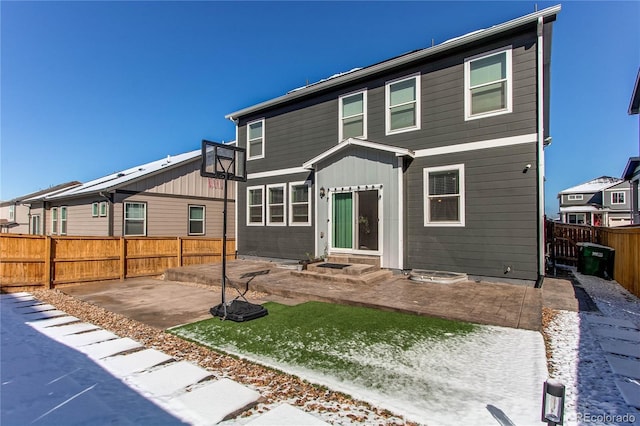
17,148,235,237
0,182,81,234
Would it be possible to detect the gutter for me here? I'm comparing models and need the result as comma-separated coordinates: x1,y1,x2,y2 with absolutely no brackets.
226,5,561,120
536,16,546,288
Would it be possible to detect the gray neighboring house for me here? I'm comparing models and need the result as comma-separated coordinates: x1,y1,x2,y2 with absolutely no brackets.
225,6,561,283
623,68,640,224
0,182,81,234
558,177,633,227
20,149,235,238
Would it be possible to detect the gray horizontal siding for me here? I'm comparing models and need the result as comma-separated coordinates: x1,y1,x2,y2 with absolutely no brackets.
405,143,539,280
238,29,539,176
48,197,110,236
237,173,314,260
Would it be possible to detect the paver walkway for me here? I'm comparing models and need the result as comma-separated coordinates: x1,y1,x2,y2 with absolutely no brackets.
1,292,329,425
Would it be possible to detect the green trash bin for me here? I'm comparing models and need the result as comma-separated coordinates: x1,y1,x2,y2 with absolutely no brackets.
576,242,615,280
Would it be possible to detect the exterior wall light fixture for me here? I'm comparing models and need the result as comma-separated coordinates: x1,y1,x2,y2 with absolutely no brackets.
541,379,565,426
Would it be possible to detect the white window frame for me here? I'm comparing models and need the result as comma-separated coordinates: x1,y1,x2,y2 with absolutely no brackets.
246,185,265,226
99,201,108,217
124,202,147,236
9,205,15,221
246,118,265,160
31,215,41,235
59,206,68,235
611,191,625,205
424,164,466,227
51,207,58,235
339,89,367,141
567,213,586,225
464,46,513,121
92,202,99,217
188,205,206,236
385,73,421,135
289,181,311,226
567,194,584,201
266,183,287,226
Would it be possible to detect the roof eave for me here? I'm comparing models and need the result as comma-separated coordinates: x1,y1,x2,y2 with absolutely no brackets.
622,157,640,180
628,68,640,115
226,4,561,121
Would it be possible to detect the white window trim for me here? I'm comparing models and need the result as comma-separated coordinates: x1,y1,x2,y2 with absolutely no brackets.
99,201,108,217
124,202,147,236
246,185,265,226
188,205,206,236
567,213,586,224
338,89,367,141
464,46,513,121
92,203,99,217
31,215,41,235
423,164,466,227
59,206,68,236
567,194,584,201
9,205,15,221
289,181,311,226
266,183,287,226
51,207,58,235
611,191,626,205
385,73,421,135
246,118,265,160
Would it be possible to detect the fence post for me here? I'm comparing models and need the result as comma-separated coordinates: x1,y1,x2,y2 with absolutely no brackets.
177,237,183,267
120,237,126,281
44,236,53,289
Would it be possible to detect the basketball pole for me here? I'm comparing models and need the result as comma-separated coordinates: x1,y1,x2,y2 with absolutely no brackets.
220,160,230,319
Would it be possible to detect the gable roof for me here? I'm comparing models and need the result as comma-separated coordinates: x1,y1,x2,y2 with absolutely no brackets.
40,150,202,201
226,5,561,121
629,68,640,115
1,181,81,205
302,138,415,169
558,176,623,195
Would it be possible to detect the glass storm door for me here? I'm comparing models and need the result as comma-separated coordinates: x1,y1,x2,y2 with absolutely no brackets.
333,193,353,249
332,190,379,251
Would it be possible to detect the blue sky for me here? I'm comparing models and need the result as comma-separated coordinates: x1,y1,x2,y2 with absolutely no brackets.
1,1,638,217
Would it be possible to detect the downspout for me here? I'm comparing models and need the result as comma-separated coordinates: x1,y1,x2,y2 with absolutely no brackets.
99,191,114,236
536,16,546,288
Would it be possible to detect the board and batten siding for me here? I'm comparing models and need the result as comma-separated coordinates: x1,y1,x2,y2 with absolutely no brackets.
236,29,538,175
237,172,314,260
406,143,538,281
113,192,234,238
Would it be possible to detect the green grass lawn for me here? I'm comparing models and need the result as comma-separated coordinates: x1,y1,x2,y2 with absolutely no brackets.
170,301,477,390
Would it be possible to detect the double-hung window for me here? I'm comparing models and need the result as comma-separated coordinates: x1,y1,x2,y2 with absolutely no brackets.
339,90,367,141
386,74,420,134
290,182,311,226
51,207,58,234
124,202,146,236
465,47,512,120
611,192,625,205
60,207,67,235
247,186,264,226
424,165,465,227
267,184,286,226
31,215,41,235
188,205,205,235
247,119,265,160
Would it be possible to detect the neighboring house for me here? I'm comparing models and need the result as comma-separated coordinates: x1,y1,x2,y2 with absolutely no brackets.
20,149,234,237
224,6,561,283
622,68,640,224
0,182,81,234
557,176,633,227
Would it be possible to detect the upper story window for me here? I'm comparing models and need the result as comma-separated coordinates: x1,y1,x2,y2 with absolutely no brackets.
339,90,367,141
247,119,265,160
267,184,286,226
188,205,205,235
124,202,146,236
386,74,421,135
9,205,15,221
51,207,58,234
424,164,465,227
611,191,626,205
247,186,264,226
290,182,311,226
465,46,512,120
567,194,584,201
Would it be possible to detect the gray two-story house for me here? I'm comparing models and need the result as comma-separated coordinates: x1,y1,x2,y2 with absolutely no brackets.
226,6,560,284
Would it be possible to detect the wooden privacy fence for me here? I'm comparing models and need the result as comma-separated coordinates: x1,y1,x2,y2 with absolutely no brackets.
546,220,640,298
0,234,235,291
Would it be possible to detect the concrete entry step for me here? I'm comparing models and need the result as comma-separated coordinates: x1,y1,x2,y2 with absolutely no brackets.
307,262,378,276
327,254,380,267
291,268,392,286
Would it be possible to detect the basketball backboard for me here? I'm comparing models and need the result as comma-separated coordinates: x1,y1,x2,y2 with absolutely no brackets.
201,140,247,182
